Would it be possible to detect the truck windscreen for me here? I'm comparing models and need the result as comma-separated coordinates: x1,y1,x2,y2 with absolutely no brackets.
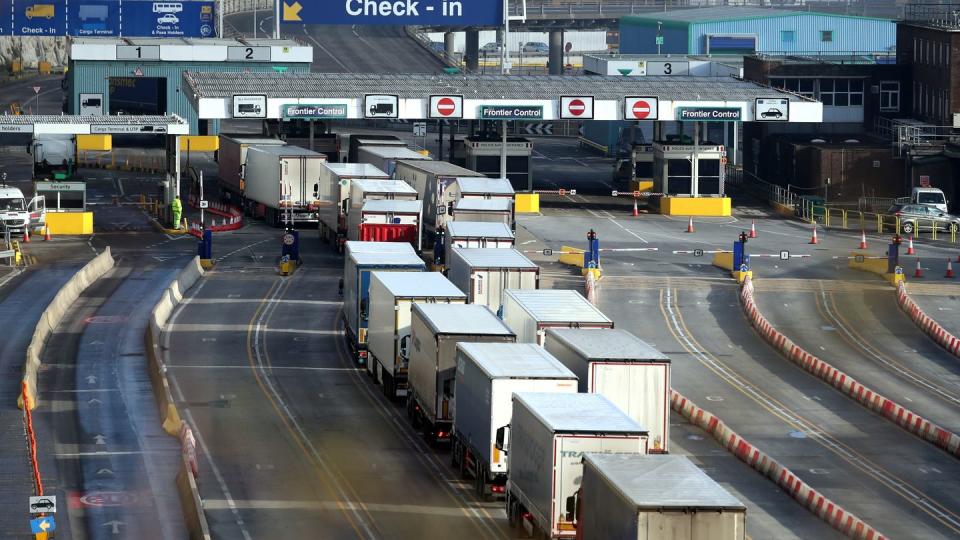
918,192,945,204
0,198,24,211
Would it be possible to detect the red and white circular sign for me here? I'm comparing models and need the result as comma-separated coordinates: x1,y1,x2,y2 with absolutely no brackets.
632,100,653,119
437,97,456,117
567,99,587,117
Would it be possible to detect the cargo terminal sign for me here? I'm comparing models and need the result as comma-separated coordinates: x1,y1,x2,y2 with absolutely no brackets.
280,0,501,26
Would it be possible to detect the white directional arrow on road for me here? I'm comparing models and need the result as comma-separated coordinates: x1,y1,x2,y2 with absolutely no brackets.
103,521,124,535
88,398,102,406
93,434,106,445
86,375,97,384
96,468,113,476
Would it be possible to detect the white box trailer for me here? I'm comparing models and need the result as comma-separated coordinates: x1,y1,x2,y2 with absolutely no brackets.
407,304,516,443
317,163,389,248
343,241,426,365
504,393,648,539
453,198,513,228
577,454,746,540
545,328,671,454
242,145,330,227
348,180,419,246
351,199,423,252
367,272,466,399
443,221,515,264
452,177,515,201
453,343,577,500
216,136,286,195
358,145,432,176
393,160,486,241
501,289,614,346
447,248,539,312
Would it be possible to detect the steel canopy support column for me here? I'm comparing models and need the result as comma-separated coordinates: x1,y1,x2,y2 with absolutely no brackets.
691,121,700,198
444,32,456,63
732,123,740,167
549,30,563,75
501,120,508,185
465,29,480,72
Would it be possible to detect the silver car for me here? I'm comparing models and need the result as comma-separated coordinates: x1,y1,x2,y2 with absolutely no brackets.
889,203,960,234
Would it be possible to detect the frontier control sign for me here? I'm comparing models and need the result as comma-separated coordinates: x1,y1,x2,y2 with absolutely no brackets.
677,107,742,122
281,0,501,26
282,104,348,119
479,105,543,121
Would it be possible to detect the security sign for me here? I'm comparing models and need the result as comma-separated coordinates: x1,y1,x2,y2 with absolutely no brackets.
560,96,594,119
624,97,658,120
756,98,789,122
429,95,463,119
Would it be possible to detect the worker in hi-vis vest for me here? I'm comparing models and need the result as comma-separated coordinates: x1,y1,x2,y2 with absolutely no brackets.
171,195,183,229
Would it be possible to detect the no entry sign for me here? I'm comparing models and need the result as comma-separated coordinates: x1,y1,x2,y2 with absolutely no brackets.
624,96,659,120
560,96,594,119
429,95,464,118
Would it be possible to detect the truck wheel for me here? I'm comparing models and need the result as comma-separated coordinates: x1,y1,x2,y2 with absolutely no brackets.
506,493,518,528
383,372,394,398
450,438,459,468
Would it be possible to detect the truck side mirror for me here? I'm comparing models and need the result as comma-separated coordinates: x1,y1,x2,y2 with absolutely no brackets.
399,334,410,361
313,183,319,198
565,490,580,523
360,298,369,321
495,425,510,453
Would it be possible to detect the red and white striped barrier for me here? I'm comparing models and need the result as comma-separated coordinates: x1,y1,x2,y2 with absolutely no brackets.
740,277,960,458
896,282,960,358
179,420,199,479
671,390,885,540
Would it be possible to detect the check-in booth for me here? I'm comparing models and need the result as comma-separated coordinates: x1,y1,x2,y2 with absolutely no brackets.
35,181,86,212
653,143,726,198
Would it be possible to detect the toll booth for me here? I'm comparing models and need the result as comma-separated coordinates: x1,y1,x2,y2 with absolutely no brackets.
35,181,87,212
653,142,726,198
464,136,533,191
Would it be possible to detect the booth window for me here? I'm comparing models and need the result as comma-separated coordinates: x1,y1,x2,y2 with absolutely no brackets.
697,159,722,196
666,159,692,196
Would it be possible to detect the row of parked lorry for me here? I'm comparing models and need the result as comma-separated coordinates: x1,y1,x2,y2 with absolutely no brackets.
339,235,747,539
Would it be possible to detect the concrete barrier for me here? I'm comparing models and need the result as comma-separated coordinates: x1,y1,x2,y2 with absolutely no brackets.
740,276,960,458
19,247,115,410
896,282,960,358
144,256,210,538
671,390,886,540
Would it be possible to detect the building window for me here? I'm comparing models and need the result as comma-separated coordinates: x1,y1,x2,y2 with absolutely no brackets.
769,78,814,99
781,30,796,43
818,78,864,107
880,81,900,112
821,30,833,42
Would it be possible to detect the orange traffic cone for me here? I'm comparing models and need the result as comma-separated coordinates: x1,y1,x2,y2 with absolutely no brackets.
686,217,695,234
631,198,639,217
915,258,924,278
749,220,757,238
907,235,916,255
947,260,955,279
859,230,868,250
22,228,29,243
44,225,51,241
809,223,818,245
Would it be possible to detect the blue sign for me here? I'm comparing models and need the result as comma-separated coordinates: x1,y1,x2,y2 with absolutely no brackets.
14,0,67,36
69,0,119,36
281,0,501,26
0,0,9,35
30,516,56,534
122,0,215,38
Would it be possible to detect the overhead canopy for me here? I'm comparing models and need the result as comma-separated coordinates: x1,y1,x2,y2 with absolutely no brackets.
0,115,190,135
182,72,822,123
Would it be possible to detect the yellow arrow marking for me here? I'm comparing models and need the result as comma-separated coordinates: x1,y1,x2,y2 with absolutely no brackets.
282,1,302,21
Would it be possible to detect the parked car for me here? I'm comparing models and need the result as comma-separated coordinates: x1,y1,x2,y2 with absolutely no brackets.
888,203,960,234
480,42,503,53
521,42,549,54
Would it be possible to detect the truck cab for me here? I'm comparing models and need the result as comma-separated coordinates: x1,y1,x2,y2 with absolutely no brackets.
0,186,45,234
911,187,948,213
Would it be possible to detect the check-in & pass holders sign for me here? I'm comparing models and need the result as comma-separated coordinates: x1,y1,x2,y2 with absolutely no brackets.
478,105,544,121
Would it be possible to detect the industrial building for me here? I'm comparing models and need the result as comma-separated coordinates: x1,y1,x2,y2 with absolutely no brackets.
66,37,313,134
619,7,896,56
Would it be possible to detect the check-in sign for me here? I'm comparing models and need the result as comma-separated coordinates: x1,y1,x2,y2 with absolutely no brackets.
560,96,594,119
479,105,544,120
282,104,349,119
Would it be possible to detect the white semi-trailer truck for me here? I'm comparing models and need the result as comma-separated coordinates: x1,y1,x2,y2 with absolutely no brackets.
446,248,539,312
406,304,515,444
575,453,747,540
501,392,648,539
242,145,330,227
500,289,613,347
317,162,389,250
545,328,671,453
452,342,577,500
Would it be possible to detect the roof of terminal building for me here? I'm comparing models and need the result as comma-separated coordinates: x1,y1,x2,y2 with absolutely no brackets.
622,6,891,24
182,72,812,103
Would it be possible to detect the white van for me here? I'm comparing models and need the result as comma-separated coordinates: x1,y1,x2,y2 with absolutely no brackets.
897,187,948,213
0,186,45,234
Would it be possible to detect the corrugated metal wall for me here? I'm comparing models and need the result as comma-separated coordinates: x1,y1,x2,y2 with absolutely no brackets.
619,20,689,55
70,60,310,133
691,14,895,54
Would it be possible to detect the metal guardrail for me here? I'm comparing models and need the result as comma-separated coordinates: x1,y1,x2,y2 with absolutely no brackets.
904,2,960,28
